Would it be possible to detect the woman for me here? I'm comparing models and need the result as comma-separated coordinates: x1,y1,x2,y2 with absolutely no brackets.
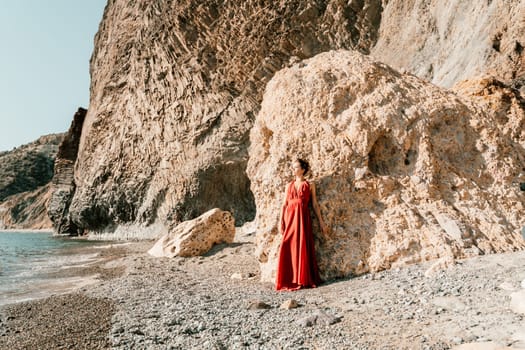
276,158,329,291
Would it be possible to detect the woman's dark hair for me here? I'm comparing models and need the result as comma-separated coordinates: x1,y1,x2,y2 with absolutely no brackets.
297,158,310,175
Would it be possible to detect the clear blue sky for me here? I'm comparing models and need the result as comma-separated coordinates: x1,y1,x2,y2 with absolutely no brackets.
0,1,107,152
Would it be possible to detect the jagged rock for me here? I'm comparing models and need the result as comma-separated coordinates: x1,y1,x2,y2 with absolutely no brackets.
371,0,525,87
63,0,383,237
246,50,525,282
280,299,299,309
0,134,63,202
48,107,86,236
424,256,455,278
245,300,272,310
453,77,525,148
230,272,255,280
0,184,53,230
148,208,235,258
230,273,243,280
0,133,64,230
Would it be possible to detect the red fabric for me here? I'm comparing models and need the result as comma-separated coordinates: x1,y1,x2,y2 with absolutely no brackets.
275,180,322,291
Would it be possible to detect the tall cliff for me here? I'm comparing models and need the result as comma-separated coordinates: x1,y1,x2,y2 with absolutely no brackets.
48,108,87,235
371,0,525,87
66,0,383,237
56,0,524,239
0,134,64,230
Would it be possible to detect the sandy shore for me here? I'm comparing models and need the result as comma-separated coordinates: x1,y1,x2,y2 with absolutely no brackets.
1,235,525,349
0,229,54,232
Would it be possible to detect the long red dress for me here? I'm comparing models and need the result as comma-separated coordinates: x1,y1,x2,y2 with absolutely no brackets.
275,180,322,291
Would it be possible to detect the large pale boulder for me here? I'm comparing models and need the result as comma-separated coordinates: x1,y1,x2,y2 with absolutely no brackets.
148,208,235,258
246,50,525,282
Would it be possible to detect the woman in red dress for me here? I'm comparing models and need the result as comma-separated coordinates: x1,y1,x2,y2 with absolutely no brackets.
275,158,329,291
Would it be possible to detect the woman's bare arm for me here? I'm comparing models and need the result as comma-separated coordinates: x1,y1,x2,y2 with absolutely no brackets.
278,185,288,234
310,182,328,236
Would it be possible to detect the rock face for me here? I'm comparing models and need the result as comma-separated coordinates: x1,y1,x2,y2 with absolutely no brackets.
371,0,525,87
246,50,525,282
0,134,63,202
64,0,383,237
53,0,523,239
0,134,64,229
0,184,54,230
148,208,235,257
48,108,87,235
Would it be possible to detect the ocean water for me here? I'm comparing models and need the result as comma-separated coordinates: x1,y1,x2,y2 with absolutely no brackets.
0,231,110,306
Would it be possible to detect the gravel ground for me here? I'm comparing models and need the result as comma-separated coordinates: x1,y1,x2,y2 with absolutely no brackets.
2,234,525,349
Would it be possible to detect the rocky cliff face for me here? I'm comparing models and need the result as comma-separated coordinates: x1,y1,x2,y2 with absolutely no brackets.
247,50,525,281
65,0,382,237
0,134,64,229
54,0,523,253
48,108,87,235
371,0,525,87
0,184,54,230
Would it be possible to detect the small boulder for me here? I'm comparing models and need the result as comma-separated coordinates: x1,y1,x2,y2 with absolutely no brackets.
148,208,235,258
246,300,272,310
280,299,299,309
424,256,455,277
230,273,243,280
230,272,255,280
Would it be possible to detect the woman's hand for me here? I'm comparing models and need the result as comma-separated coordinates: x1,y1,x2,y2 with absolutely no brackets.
320,221,329,238
279,221,285,235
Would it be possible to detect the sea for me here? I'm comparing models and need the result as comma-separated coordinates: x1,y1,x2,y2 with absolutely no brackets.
0,231,111,306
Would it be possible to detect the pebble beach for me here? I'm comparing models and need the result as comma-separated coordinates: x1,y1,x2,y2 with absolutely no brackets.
1,232,525,350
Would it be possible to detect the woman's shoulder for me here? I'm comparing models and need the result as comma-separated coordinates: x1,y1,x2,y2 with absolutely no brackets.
306,180,316,191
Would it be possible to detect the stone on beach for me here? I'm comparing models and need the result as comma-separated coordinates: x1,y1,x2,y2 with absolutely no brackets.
148,208,235,258
246,299,272,310
230,272,255,280
280,299,299,309
431,296,467,312
424,256,455,278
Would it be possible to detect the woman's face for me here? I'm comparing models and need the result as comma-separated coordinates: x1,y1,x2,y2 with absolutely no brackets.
292,161,304,177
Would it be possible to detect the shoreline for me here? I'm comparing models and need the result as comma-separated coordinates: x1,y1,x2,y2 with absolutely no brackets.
1,239,525,349
0,228,53,233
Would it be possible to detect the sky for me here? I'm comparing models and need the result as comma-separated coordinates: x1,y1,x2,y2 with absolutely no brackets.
0,1,107,152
